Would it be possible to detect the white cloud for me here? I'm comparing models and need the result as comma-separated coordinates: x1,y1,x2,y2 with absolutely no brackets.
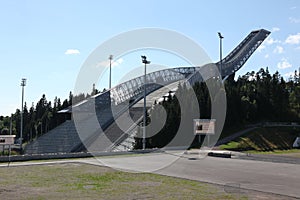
272,27,280,32
296,46,300,50
257,44,266,52
265,37,281,45
284,71,295,78
277,58,292,69
264,54,269,58
258,37,282,53
289,17,300,23
65,49,80,55
113,58,124,67
273,46,284,54
285,33,300,44
290,6,297,10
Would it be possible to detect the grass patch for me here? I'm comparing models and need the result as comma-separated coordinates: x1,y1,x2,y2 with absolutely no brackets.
0,150,19,156
220,127,300,153
219,141,240,150
0,163,244,200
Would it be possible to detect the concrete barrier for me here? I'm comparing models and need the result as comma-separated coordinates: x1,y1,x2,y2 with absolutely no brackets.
208,152,231,158
0,149,165,163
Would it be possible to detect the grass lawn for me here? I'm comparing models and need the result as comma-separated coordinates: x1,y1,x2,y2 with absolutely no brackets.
0,163,245,200
220,127,300,154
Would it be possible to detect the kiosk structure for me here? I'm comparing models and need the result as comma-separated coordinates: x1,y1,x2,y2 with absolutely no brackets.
194,119,216,147
0,135,16,155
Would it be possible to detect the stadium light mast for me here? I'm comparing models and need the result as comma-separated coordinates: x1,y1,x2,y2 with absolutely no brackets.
9,114,12,135
20,78,26,152
218,32,224,79
109,55,113,89
141,55,150,150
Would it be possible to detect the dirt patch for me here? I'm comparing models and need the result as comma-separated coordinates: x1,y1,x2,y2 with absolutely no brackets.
0,188,13,194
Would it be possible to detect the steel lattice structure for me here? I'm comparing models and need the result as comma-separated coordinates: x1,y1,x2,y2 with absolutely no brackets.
72,29,270,111
218,29,270,75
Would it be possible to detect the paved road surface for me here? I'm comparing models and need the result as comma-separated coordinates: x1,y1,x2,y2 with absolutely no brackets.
79,151,300,198
1,151,300,198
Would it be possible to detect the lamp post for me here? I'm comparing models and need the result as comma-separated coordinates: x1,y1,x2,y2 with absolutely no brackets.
218,32,224,79
109,55,113,89
20,78,26,152
141,55,150,150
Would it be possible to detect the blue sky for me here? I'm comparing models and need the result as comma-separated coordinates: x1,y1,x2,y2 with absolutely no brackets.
1,0,300,116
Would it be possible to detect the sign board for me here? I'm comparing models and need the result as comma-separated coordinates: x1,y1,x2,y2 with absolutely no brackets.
0,135,16,145
194,119,216,135
293,137,300,148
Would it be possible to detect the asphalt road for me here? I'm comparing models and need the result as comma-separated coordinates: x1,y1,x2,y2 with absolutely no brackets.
1,151,300,198
79,151,300,198
158,154,300,198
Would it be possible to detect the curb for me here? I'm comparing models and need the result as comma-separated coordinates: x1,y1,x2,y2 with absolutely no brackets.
0,149,164,163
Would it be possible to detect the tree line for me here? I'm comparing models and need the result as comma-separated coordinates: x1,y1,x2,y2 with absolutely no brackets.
225,68,300,126
0,67,299,148
0,84,102,144
134,67,300,149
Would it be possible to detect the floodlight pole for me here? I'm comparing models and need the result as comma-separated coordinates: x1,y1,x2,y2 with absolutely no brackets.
20,78,26,152
141,55,150,150
9,114,12,135
218,32,224,79
109,55,113,89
